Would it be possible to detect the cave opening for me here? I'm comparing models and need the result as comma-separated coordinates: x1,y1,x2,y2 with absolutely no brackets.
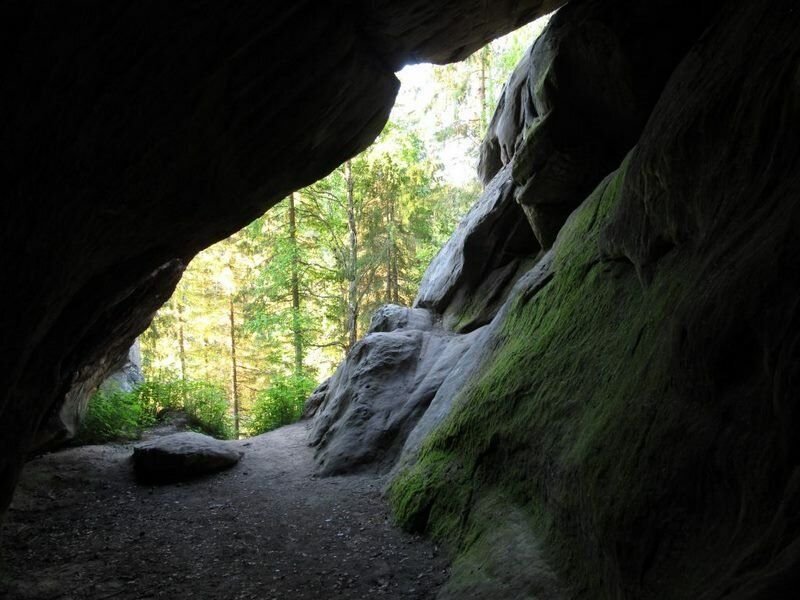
0,14,550,600
128,17,549,446
4,1,800,598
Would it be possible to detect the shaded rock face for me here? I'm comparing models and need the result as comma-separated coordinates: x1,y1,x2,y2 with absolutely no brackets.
392,3,800,600
0,1,559,514
314,0,724,481
416,0,725,333
30,341,146,452
398,253,554,472
24,263,182,456
132,432,243,484
312,0,800,598
301,378,332,420
479,0,722,248
309,304,487,475
99,341,144,395
414,165,541,333
309,255,555,478
368,304,435,334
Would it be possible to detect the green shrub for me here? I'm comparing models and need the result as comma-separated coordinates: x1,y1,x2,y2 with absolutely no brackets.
248,373,316,435
180,380,232,439
136,378,233,439
136,378,186,417
76,376,233,444
74,388,155,444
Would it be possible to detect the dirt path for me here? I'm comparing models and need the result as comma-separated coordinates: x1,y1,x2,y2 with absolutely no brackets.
0,422,448,599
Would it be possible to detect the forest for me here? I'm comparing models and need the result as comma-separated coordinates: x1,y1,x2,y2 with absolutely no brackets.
81,21,546,442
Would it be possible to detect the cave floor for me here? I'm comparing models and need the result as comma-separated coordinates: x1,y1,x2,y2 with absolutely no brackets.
0,422,448,599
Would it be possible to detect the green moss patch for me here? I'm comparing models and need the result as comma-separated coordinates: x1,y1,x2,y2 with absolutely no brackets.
390,449,473,543
439,489,566,600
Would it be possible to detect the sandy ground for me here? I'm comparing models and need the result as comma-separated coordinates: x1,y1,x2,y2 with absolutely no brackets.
0,422,448,599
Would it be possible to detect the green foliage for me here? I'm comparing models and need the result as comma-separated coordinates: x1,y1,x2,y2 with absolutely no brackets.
137,378,233,439
178,380,232,440
76,376,233,444
135,377,185,416
248,374,316,435
140,24,536,436
74,388,155,445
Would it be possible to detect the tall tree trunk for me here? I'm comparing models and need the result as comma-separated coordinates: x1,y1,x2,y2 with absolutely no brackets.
385,200,391,302
177,296,187,381
229,294,240,439
385,242,392,303
345,160,359,350
386,198,399,304
478,46,489,135
288,192,303,376
203,338,210,381
392,250,400,304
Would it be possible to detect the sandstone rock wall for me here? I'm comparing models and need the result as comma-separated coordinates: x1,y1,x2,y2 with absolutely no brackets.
30,340,145,452
308,305,492,475
311,0,800,597
310,0,723,482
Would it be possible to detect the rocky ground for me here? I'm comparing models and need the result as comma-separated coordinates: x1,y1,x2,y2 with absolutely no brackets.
0,422,449,599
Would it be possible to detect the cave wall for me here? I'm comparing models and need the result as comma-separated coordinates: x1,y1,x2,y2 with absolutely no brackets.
308,0,800,597
387,1,800,598
0,0,560,515
30,340,145,452
309,0,722,477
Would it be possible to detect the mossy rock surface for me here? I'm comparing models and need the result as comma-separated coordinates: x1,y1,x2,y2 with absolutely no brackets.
438,490,565,600
391,105,800,599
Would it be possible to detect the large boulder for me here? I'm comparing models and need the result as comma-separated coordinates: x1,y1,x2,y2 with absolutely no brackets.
309,304,489,475
132,432,243,483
